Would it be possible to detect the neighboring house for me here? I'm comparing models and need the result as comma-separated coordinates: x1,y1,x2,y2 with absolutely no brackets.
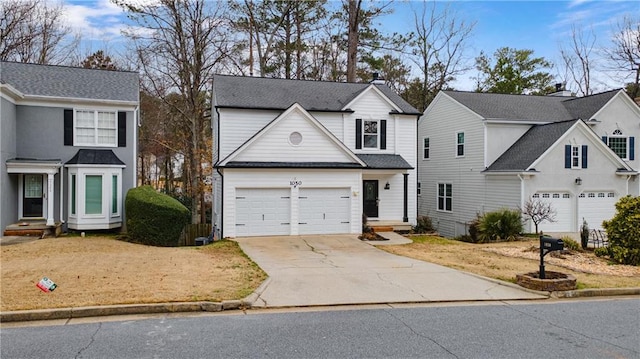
212,75,421,238
418,89,639,238
1,62,139,234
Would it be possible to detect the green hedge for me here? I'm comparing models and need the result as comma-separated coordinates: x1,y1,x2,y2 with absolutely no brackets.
599,196,640,266
125,186,190,247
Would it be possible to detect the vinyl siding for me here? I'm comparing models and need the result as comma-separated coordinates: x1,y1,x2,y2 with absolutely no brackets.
485,123,532,167
233,107,354,163
346,89,397,153
218,108,279,159
1,97,18,229
418,93,489,238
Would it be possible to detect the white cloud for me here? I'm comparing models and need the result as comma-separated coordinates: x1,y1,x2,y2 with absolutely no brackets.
62,0,128,41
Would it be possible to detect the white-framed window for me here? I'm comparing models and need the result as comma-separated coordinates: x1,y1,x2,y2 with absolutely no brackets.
571,146,580,168
437,183,452,212
456,132,464,157
417,182,421,196
75,109,117,147
607,130,629,159
363,120,379,148
423,137,430,159
66,166,123,230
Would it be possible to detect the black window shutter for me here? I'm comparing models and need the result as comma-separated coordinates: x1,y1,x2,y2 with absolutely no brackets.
118,112,126,147
581,145,588,168
601,135,607,144
355,118,362,149
630,137,635,161
380,120,387,150
64,109,73,146
564,145,571,168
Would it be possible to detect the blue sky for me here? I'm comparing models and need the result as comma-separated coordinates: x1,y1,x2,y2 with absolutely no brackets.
61,0,638,91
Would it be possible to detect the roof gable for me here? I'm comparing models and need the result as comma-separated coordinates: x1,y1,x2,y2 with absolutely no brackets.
219,103,365,167
486,120,578,171
486,119,633,172
213,75,419,114
0,61,138,103
342,85,402,113
561,89,620,120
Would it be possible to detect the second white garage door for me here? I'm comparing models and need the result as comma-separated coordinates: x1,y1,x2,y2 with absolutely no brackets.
235,188,291,237
578,192,617,230
299,188,351,235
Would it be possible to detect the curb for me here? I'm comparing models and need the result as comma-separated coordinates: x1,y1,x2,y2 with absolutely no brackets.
2,285,638,323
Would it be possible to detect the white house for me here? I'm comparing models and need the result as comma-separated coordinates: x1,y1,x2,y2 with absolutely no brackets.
212,75,421,238
418,89,639,238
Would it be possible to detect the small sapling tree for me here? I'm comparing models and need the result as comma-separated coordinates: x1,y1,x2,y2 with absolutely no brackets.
522,198,556,234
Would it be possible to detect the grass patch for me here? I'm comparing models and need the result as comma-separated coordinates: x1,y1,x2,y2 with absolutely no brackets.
1,236,267,311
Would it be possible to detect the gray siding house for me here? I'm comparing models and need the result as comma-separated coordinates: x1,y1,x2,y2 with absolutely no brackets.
419,89,639,238
1,62,139,235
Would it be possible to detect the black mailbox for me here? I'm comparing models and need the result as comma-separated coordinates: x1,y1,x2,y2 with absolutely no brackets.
539,236,565,279
541,237,564,251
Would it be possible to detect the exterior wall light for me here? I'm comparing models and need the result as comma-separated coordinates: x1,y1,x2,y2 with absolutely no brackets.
575,177,582,185
384,182,390,190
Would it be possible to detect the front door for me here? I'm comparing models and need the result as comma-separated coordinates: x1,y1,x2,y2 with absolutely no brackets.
23,174,44,217
363,180,379,218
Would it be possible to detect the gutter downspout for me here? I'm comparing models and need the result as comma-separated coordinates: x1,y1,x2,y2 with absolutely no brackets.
517,173,526,231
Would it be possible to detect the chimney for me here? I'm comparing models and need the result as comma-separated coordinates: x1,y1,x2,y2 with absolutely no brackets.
548,82,573,97
555,83,563,92
371,72,386,85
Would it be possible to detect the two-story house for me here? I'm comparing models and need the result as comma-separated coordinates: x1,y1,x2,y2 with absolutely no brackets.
1,62,139,235
212,75,421,238
418,89,639,238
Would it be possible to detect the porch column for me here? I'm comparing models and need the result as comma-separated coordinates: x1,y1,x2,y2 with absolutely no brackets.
403,173,408,222
46,172,55,226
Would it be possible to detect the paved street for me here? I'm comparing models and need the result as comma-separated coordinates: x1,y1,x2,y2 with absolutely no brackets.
2,298,638,358
235,235,545,307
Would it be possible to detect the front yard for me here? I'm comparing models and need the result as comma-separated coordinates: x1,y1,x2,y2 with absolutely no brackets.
1,234,638,312
380,235,640,289
0,236,266,311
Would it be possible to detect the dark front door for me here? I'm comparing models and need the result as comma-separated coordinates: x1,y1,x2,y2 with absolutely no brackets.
363,180,379,218
23,174,43,217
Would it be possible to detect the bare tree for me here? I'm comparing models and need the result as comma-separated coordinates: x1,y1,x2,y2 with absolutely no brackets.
604,16,640,98
0,0,75,64
117,0,232,223
522,199,557,235
406,1,475,111
560,25,596,96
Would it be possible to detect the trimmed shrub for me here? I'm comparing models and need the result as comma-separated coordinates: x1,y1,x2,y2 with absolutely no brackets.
560,236,580,251
478,208,523,242
413,215,434,233
598,196,640,265
468,215,481,243
125,186,191,247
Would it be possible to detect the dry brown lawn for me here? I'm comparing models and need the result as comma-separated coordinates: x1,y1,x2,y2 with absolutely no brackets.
379,235,640,289
1,236,266,312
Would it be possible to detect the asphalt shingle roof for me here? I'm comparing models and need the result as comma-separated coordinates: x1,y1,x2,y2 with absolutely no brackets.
1,61,138,102
65,149,125,166
213,75,420,114
561,89,619,120
444,91,573,122
356,154,413,169
485,120,578,172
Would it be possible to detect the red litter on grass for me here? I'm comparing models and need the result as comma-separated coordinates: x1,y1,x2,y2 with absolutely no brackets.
36,277,57,292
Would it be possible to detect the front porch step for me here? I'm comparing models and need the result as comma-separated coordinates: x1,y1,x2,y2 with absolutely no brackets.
368,221,412,232
3,222,62,238
371,226,394,232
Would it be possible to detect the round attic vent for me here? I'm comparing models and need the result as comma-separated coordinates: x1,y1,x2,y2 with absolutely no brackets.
289,131,303,146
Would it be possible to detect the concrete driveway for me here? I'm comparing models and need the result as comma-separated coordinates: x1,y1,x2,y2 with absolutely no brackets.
234,235,546,308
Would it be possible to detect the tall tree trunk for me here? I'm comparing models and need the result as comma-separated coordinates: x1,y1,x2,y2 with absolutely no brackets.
346,0,360,82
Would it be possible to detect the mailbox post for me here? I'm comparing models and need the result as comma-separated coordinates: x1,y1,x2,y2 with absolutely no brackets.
539,236,564,279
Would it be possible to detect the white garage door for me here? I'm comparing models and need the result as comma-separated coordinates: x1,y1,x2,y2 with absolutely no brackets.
235,188,291,237
578,192,617,231
535,192,572,232
299,188,351,235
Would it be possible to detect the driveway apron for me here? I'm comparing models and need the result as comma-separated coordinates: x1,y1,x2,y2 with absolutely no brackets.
235,235,545,307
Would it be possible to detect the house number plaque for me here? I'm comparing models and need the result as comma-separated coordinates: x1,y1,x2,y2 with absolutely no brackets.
290,178,302,188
